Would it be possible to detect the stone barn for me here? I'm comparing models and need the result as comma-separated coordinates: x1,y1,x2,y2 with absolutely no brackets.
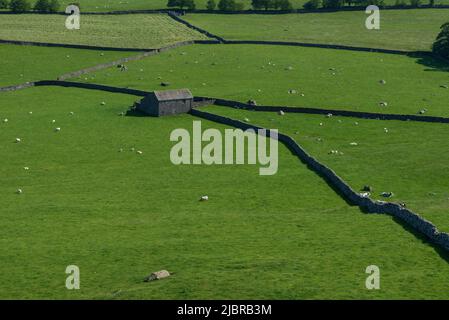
137,89,193,117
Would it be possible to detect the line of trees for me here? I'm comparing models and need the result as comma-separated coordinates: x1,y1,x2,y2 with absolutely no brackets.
0,0,60,12
303,0,435,9
168,0,293,11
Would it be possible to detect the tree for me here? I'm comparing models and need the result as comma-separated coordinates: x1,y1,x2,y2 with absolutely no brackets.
0,0,9,9
303,0,321,9
206,0,216,10
218,0,237,10
409,0,421,6
34,0,49,12
167,0,196,9
48,0,60,12
9,0,30,11
274,0,292,9
433,22,449,60
429,0,435,6
251,0,276,9
322,0,344,8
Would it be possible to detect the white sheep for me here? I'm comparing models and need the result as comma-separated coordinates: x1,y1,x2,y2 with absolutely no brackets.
55,127,61,132
16,188,23,194
3,118,8,123
200,195,209,201
15,138,21,143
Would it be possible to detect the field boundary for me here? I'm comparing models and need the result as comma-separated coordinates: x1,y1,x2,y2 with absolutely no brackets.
190,108,449,253
194,96,449,123
1,5,449,15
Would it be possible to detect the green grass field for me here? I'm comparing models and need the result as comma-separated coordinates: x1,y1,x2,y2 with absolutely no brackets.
0,14,207,49
1,5,449,300
185,9,449,51
75,44,449,117
0,44,133,87
1,86,449,299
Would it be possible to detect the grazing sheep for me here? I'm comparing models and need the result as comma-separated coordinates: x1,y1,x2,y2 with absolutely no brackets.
379,102,388,107
200,195,209,201
137,150,143,155
350,142,358,146
354,122,359,125
244,118,250,122
16,188,23,194
3,118,8,123
379,80,386,85
101,102,106,106
24,167,29,170
384,128,389,133
360,192,371,198
55,127,61,132
326,113,333,118
278,110,285,116
69,112,74,116
52,120,56,123
15,138,21,143
381,192,394,198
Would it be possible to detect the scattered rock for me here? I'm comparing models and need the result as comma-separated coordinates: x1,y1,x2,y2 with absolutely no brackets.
144,270,170,282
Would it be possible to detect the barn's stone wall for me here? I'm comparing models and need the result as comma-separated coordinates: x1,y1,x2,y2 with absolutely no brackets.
189,108,449,252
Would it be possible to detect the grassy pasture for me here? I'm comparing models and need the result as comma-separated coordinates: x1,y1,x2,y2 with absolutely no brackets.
78,44,449,117
0,44,132,87
2,86,449,299
185,9,449,51
201,105,449,232
0,14,207,49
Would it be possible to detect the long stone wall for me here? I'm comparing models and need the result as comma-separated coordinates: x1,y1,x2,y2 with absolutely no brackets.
189,108,449,252
193,96,449,124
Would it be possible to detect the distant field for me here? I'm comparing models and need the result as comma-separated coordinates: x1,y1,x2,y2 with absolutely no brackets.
185,9,449,51
0,14,207,49
202,106,449,232
14,0,449,11
78,44,449,117
2,86,449,299
0,44,131,87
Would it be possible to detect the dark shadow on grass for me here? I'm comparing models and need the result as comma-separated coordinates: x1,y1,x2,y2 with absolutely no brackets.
125,107,148,117
392,216,449,264
412,52,449,73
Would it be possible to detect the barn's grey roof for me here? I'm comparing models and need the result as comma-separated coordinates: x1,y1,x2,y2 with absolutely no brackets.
153,89,193,101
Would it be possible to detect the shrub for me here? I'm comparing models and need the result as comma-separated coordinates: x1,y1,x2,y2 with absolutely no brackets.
34,0,49,12
274,0,292,10
303,0,321,9
322,0,344,8
0,0,9,9
9,0,30,12
206,0,216,10
409,0,421,6
48,0,59,12
218,0,238,10
167,0,196,9
433,22,449,60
